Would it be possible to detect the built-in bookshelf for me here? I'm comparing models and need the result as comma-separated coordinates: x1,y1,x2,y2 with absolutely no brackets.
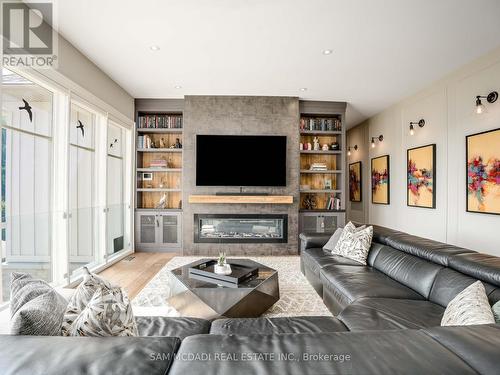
136,112,183,211
298,109,346,213
298,101,347,234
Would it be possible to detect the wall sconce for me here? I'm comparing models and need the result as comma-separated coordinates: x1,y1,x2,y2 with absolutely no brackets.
409,119,425,136
371,135,383,148
347,145,358,156
475,91,498,114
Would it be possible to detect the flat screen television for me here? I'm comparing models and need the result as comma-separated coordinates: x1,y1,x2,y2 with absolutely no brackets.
196,135,287,186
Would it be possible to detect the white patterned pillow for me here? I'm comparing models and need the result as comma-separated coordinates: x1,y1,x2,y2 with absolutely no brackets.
61,267,113,335
441,281,495,326
332,222,366,256
63,286,138,337
335,225,373,265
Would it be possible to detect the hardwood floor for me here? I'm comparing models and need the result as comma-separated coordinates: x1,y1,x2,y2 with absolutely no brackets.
98,252,177,299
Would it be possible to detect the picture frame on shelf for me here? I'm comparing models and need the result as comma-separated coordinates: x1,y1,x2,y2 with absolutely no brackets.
466,127,500,215
371,155,390,205
407,144,436,209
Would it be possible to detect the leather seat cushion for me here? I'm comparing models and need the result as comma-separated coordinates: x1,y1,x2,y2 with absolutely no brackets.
422,324,500,375
302,248,363,276
338,298,445,331
210,316,347,335
136,316,211,339
320,265,425,305
169,330,475,375
0,335,180,375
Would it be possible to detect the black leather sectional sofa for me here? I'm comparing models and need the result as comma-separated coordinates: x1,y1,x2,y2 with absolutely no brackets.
1,224,500,374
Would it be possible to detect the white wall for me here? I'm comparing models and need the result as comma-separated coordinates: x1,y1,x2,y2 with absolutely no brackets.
357,46,500,256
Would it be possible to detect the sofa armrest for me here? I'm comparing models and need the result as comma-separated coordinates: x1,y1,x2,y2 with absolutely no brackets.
299,232,332,251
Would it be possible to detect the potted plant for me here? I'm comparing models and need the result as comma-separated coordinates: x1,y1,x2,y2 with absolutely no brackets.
214,251,232,275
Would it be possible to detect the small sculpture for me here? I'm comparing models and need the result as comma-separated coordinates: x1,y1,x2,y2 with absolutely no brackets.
322,144,329,151
313,137,320,150
159,138,166,148
303,194,317,210
156,193,167,209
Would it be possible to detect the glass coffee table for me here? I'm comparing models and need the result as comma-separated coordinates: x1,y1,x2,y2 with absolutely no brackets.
167,258,279,320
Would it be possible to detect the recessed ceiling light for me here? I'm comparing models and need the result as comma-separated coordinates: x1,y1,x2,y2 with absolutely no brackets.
299,88,307,92
174,85,182,89
322,49,333,55
150,45,160,51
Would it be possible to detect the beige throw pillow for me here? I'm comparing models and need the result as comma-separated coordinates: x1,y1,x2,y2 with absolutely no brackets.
441,281,495,327
335,225,373,265
332,222,366,256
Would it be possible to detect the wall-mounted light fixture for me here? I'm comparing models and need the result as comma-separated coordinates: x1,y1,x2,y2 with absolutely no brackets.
475,91,498,114
347,145,358,156
371,135,383,148
409,119,425,136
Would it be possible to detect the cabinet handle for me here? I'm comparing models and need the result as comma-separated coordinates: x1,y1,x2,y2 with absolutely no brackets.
156,219,160,227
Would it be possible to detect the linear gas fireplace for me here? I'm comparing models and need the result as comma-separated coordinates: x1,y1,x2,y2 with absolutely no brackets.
194,214,288,243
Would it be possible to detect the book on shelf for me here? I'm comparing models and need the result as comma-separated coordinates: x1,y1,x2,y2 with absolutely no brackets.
326,195,341,211
310,163,328,171
300,117,341,132
138,115,183,129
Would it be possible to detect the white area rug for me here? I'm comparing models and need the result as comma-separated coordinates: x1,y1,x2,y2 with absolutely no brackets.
132,256,332,318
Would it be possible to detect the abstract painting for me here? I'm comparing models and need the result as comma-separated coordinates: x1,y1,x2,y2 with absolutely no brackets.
371,155,390,204
349,161,362,202
466,128,500,215
407,144,436,208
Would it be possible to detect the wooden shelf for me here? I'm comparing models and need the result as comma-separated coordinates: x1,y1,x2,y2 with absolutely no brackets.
300,150,341,155
137,188,181,192
300,189,342,193
299,209,346,213
300,169,341,174
137,148,183,153
188,195,294,204
136,208,182,212
137,128,183,133
137,168,182,172
300,130,342,135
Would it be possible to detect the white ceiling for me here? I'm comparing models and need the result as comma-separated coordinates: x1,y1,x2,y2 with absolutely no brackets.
55,0,500,127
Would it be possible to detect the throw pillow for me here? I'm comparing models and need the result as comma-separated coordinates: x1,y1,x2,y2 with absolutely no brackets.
441,281,495,326
61,267,113,335
332,222,366,256
10,272,67,336
335,225,373,265
323,228,343,253
64,286,138,337
492,301,500,323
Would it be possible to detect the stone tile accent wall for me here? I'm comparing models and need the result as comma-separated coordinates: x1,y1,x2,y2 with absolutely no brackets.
182,96,299,255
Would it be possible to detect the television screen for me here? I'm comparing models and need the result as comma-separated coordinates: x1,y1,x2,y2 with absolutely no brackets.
196,135,287,186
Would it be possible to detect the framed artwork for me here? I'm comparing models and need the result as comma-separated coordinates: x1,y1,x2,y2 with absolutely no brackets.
466,128,500,215
407,144,436,208
371,155,390,204
349,161,362,202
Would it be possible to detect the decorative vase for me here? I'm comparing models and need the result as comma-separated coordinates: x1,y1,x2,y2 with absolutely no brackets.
214,263,232,275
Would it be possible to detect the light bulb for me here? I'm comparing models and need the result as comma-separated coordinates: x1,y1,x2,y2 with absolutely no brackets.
347,149,351,156
371,141,375,148
476,103,485,114
409,124,415,136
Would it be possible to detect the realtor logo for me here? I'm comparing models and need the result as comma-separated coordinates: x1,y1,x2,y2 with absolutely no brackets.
2,1,58,68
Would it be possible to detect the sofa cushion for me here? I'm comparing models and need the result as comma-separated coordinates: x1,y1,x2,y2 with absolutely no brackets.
371,226,475,266
423,324,500,375
0,335,180,375
322,227,343,252
209,316,347,335
441,281,495,327
371,245,443,298
334,225,373,265
429,268,498,307
299,232,332,251
320,265,424,308
338,298,445,330
136,316,210,339
169,330,475,375
448,253,500,287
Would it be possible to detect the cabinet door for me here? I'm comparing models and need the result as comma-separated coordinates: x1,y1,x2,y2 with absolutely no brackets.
301,214,319,232
159,213,181,248
322,215,338,233
137,213,157,244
